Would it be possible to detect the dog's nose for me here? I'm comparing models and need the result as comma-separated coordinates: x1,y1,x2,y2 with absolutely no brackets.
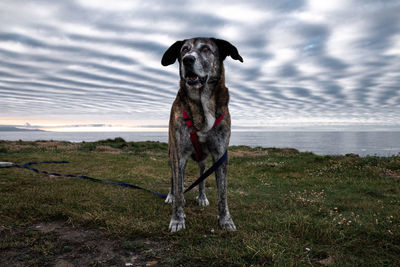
183,55,195,66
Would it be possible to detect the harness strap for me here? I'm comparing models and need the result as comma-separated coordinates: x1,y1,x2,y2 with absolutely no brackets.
182,108,226,161
213,110,227,127
189,130,205,161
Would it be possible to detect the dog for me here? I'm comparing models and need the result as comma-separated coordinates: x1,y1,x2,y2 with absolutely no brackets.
161,37,243,232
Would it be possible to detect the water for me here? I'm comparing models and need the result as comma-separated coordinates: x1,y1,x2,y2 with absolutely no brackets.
231,131,400,157
1,131,399,157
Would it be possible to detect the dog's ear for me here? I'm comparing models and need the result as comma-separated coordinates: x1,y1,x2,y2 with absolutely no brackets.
212,38,243,63
161,40,185,66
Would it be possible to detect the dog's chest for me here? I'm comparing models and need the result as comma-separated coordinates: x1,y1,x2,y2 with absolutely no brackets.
202,95,216,130
198,95,216,139
184,102,216,144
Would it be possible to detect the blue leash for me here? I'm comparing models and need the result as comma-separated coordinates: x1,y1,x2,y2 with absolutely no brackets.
184,150,227,193
12,160,167,198
8,151,228,199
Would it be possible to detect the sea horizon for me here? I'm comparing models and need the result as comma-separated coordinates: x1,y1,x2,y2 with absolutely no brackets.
1,130,399,157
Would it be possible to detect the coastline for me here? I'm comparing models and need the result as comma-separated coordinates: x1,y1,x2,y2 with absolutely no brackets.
1,131,400,157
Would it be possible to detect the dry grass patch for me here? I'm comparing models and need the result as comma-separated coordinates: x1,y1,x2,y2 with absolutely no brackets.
94,145,121,154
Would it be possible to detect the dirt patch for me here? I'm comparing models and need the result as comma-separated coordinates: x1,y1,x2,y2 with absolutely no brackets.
0,221,165,266
229,147,301,158
229,150,269,158
385,168,400,179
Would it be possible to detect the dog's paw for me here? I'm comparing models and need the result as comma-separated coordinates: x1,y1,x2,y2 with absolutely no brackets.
195,195,210,206
165,193,174,204
169,218,186,232
218,215,237,231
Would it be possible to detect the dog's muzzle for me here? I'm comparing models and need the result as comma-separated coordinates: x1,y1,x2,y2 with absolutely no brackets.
182,55,207,86
184,70,207,86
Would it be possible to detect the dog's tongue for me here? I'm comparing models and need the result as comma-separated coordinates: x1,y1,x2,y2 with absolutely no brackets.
188,76,199,82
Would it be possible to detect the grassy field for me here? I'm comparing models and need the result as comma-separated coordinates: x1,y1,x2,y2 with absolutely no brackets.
0,138,399,266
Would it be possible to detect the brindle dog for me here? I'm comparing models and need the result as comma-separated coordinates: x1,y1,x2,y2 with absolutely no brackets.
161,37,243,232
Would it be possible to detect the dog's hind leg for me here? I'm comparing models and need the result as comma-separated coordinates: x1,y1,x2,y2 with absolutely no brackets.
196,158,210,206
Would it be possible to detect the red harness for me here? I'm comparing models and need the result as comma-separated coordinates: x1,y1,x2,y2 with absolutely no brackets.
182,108,226,161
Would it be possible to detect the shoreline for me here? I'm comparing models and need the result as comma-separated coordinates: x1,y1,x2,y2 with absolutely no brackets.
1,138,399,158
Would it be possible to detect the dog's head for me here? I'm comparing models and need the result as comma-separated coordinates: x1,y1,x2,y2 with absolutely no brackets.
162,37,243,89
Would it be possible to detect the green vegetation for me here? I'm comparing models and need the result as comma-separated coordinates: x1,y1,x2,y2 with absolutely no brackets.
1,139,399,266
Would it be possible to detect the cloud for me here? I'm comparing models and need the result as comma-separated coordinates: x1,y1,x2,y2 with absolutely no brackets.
0,0,399,128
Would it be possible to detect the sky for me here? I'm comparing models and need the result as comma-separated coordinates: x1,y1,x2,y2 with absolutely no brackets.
0,0,400,131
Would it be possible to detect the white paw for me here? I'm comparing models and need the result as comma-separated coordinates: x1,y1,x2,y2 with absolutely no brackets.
169,218,186,232
196,195,210,206
219,215,237,231
165,193,174,204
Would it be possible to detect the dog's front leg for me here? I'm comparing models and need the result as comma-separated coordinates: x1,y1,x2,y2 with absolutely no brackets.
165,174,174,204
196,159,210,206
169,150,187,232
165,158,174,204
214,151,236,231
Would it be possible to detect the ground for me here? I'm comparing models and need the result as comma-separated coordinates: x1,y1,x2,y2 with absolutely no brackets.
1,221,163,267
0,139,399,266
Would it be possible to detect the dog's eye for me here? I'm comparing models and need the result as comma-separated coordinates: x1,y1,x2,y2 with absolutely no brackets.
202,46,210,53
182,47,189,54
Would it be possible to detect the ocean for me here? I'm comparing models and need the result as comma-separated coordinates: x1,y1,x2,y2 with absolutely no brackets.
1,130,399,157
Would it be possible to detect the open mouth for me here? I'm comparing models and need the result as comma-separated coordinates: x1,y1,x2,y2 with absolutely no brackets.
185,71,206,86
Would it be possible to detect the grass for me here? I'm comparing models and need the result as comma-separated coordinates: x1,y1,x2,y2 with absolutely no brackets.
0,138,399,266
